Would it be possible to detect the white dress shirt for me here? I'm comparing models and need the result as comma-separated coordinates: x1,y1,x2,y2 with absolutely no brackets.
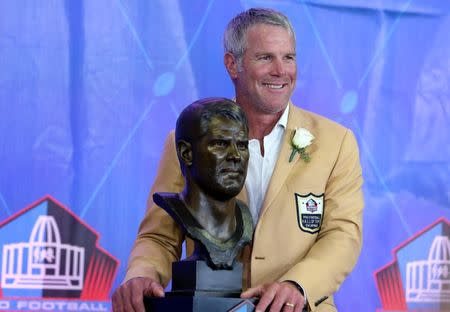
244,106,308,305
245,105,289,225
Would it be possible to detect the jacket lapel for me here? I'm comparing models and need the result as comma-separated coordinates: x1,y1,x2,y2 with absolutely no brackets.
258,103,313,220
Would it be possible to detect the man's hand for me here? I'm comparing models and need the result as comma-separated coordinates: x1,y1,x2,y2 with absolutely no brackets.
112,277,164,312
241,281,305,312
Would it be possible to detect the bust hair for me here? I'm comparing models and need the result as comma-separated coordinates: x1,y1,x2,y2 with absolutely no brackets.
175,97,248,144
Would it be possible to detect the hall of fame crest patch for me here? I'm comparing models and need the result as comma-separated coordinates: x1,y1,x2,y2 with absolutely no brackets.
295,193,324,234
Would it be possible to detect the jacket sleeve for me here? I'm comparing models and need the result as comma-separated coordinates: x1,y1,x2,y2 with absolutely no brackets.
124,131,185,286
279,129,364,310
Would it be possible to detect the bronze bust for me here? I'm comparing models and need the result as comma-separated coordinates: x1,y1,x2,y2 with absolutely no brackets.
153,97,253,269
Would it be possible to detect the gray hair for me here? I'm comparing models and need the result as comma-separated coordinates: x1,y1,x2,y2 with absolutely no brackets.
223,8,296,63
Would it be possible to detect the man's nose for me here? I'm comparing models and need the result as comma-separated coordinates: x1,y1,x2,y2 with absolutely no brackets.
270,58,285,76
226,143,241,161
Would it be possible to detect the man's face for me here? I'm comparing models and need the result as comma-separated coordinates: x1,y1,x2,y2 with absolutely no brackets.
190,116,249,201
230,24,297,114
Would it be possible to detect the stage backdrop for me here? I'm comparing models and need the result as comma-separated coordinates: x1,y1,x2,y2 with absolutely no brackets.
0,1,449,311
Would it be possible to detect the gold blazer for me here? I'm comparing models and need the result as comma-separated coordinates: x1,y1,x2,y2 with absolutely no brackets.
125,103,364,311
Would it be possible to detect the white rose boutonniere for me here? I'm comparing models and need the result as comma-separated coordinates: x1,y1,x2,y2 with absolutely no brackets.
289,128,315,163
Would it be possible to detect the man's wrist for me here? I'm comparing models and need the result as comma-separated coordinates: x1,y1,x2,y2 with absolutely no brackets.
284,280,304,296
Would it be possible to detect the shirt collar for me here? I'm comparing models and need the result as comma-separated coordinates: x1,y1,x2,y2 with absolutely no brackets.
277,104,290,130
233,98,290,132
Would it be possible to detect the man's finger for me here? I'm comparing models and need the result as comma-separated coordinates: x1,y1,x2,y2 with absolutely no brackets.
241,285,263,299
281,295,302,312
277,282,305,312
119,283,137,312
128,280,144,312
144,280,165,298
292,298,304,312
269,288,289,312
254,284,277,312
111,291,122,312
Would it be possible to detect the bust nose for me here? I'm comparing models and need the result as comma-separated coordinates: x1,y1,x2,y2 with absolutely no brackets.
226,143,241,161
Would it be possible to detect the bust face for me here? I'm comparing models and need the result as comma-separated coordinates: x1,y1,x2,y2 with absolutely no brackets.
190,115,249,200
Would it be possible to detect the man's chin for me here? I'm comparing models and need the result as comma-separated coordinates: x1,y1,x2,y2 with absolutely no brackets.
211,185,243,201
221,179,245,192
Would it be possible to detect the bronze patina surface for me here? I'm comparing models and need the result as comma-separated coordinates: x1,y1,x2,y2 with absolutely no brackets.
153,97,253,269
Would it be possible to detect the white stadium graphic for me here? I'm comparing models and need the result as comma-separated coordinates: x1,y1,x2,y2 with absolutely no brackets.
406,235,450,303
1,215,85,290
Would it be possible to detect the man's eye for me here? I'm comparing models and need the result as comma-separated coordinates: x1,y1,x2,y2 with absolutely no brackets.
285,55,296,61
237,142,248,150
258,55,271,61
212,140,227,147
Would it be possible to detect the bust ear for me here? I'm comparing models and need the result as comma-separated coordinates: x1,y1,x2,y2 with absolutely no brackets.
177,140,192,166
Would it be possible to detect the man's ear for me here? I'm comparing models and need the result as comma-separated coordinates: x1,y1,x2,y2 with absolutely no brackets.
177,140,192,166
224,52,239,79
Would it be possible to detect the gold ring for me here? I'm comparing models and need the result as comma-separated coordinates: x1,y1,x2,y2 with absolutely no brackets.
285,302,295,308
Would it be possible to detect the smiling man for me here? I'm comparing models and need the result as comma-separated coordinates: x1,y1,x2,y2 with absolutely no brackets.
113,8,363,312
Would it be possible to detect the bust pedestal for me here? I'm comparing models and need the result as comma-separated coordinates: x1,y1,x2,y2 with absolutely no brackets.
144,260,256,311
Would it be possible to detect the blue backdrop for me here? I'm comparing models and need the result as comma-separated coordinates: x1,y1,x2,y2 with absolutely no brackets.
0,0,449,311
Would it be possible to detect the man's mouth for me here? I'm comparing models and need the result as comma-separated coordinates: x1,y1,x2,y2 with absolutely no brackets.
262,83,287,89
220,167,243,175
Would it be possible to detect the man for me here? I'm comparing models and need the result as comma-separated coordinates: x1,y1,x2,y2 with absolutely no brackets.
153,97,253,269
113,8,363,312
